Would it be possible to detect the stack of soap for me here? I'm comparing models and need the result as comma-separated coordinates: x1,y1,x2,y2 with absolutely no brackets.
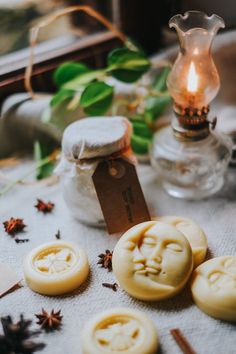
112,217,236,322
112,220,194,301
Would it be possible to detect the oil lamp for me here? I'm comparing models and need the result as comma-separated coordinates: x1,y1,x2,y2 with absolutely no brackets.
150,11,232,199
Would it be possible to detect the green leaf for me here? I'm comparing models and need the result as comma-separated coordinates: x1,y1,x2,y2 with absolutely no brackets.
108,48,150,83
131,119,153,139
34,141,55,180
108,48,150,69
63,70,105,90
144,67,171,123
152,66,171,92
80,81,114,115
50,89,75,107
131,134,151,155
130,103,155,156
125,37,146,55
145,95,171,124
129,113,144,121
54,62,90,87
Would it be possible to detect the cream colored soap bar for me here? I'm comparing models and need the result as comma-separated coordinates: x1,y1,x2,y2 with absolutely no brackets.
112,221,193,301
23,241,89,295
191,256,236,322
154,216,207,267
82,308,159,354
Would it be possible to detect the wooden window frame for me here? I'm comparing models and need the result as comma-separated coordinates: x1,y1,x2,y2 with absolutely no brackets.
0,30,121,107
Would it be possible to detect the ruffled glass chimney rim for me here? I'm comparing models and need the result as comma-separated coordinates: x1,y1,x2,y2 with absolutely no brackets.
169,11,225,35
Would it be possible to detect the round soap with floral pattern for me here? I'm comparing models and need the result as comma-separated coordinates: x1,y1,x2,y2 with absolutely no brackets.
23,241,89,295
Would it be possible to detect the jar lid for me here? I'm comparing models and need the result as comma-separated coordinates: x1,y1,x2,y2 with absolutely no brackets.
62,116,132,160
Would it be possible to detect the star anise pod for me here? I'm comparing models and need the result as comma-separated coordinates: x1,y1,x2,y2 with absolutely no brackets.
3,218,26,236
97,249,113,272
35,199,54,214
35,309,62,332
0,314,45,354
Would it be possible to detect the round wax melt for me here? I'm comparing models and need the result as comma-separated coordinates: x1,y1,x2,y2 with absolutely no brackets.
154,216,207,267
23,241,89,295
112,221,193,301
191,256,236,322
82,308,159,354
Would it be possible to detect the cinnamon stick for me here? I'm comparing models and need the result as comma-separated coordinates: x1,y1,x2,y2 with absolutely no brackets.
170,328,197,354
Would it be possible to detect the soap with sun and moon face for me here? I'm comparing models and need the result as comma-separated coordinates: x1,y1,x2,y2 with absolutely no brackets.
82,308,159,354
112,221,193,301
191,256,236,322
23,241,89,295
154,216,207,268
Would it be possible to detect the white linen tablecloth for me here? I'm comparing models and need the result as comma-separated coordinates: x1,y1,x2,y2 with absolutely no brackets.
0,163,236,354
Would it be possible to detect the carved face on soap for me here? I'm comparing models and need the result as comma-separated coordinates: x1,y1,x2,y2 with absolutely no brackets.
112,221,193,300
204,257,236,292
154,216,208,268
191,256,236,321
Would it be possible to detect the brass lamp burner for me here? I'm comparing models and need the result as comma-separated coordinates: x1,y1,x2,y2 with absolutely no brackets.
173,103,217,141
174,103,210,129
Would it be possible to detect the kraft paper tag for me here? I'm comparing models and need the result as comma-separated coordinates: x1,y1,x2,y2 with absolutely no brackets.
92,158,150,234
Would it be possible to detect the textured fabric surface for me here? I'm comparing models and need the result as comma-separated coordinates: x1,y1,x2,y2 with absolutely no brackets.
0,162,235,354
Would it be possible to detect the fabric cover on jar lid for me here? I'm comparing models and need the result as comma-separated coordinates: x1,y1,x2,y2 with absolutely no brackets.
61,116,132,161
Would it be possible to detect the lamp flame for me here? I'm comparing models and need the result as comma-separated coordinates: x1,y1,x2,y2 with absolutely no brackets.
187,62,198,93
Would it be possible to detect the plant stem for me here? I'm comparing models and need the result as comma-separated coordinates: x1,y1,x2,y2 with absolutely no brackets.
111,98,130,116
0,152,59,197
149,89,170,97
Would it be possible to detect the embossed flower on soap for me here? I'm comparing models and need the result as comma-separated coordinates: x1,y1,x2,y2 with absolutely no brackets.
34,248,75,274
95,320,141,350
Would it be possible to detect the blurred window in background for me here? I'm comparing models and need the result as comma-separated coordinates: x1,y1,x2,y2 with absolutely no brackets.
180,0,236,28
0,0,116,104
0,0,236,106
1,0,236,62
0,0,70,56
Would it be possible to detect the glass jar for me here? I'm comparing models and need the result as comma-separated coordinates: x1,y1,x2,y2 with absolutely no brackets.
150,125,232,199
55,116,134,227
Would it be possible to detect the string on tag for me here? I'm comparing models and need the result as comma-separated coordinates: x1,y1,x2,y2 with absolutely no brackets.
24,5,127,99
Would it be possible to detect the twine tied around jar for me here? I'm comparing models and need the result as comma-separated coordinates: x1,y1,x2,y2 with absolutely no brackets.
64,143,135,179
